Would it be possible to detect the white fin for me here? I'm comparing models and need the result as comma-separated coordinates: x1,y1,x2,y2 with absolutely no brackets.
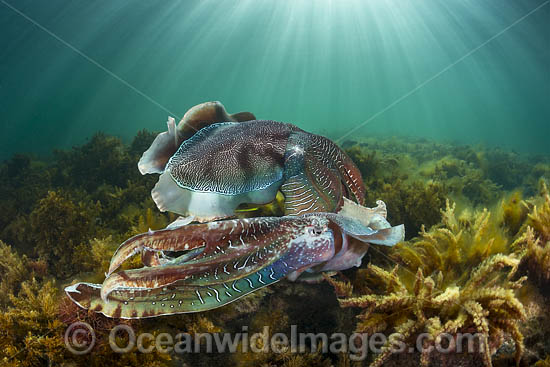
151,171,281,221
166,215,195,229
138,117,178,175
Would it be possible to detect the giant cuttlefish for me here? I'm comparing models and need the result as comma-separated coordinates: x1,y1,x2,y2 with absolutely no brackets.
64,102,404,318
65,199,404,318
137,101,365,221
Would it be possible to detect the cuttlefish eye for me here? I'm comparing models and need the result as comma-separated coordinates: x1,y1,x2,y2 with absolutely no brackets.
307,219,326,236
308,226,323,236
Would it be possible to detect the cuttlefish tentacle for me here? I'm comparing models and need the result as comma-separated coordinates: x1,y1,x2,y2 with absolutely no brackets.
102,218,306,300
107,217,290,276
139,216,197,267
66,206,405,318
101,230,299,302
66,260,286,319
67,216,338,318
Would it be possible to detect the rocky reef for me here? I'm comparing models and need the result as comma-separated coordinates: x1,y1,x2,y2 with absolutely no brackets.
0,132,549,366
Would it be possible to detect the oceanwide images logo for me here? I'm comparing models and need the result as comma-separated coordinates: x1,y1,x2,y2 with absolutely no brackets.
65,322,486,360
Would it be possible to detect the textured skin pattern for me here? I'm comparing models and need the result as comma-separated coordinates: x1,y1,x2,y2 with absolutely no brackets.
65,105,402,318
138,101,256,175
66,208,403,318
66,215,335,318
167,121,299,194
164,120,364,214
304,133,365,205
281,132,365,215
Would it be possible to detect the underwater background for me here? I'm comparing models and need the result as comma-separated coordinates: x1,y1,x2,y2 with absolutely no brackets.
1,0,550,366
1,0,549,158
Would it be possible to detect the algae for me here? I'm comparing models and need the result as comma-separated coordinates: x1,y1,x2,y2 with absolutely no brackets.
1,132,550,366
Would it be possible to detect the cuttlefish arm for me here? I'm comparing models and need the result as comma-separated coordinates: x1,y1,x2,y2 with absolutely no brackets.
65,203,404,318
66,259,286,319
304,134,365,206
312,199,405,273
100,223,302,301
106,216,290,276
281,132,365,216
65,216,337,318
138,101,255,174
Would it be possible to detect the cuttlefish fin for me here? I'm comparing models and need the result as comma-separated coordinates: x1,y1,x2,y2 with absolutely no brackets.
65,260,285,318
138,101,255,174
138,117,178,175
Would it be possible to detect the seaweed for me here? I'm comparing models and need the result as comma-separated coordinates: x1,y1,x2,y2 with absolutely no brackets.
345,145,448,238
344,136,550,210
366,179,448,239
0,154,53,233
526,181,550,242
514,228,550,292
2,130,550,366
0,278,66,367
0,241,30,306
513,182,550,292
327,197,533,366
534,356,550,367
53,133,135,192
57,295,173,367
72,236,117,282
420,155,501,205
345,145,380,178
501,190,529,237
391,200,511,284
29,190,102,278
332,256,525,367
480,150,530,192
128,207,172,236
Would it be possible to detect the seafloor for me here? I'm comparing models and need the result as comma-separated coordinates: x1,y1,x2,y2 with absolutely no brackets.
1,131,550,367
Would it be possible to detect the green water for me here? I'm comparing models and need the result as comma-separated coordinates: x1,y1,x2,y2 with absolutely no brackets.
1,0,548,158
